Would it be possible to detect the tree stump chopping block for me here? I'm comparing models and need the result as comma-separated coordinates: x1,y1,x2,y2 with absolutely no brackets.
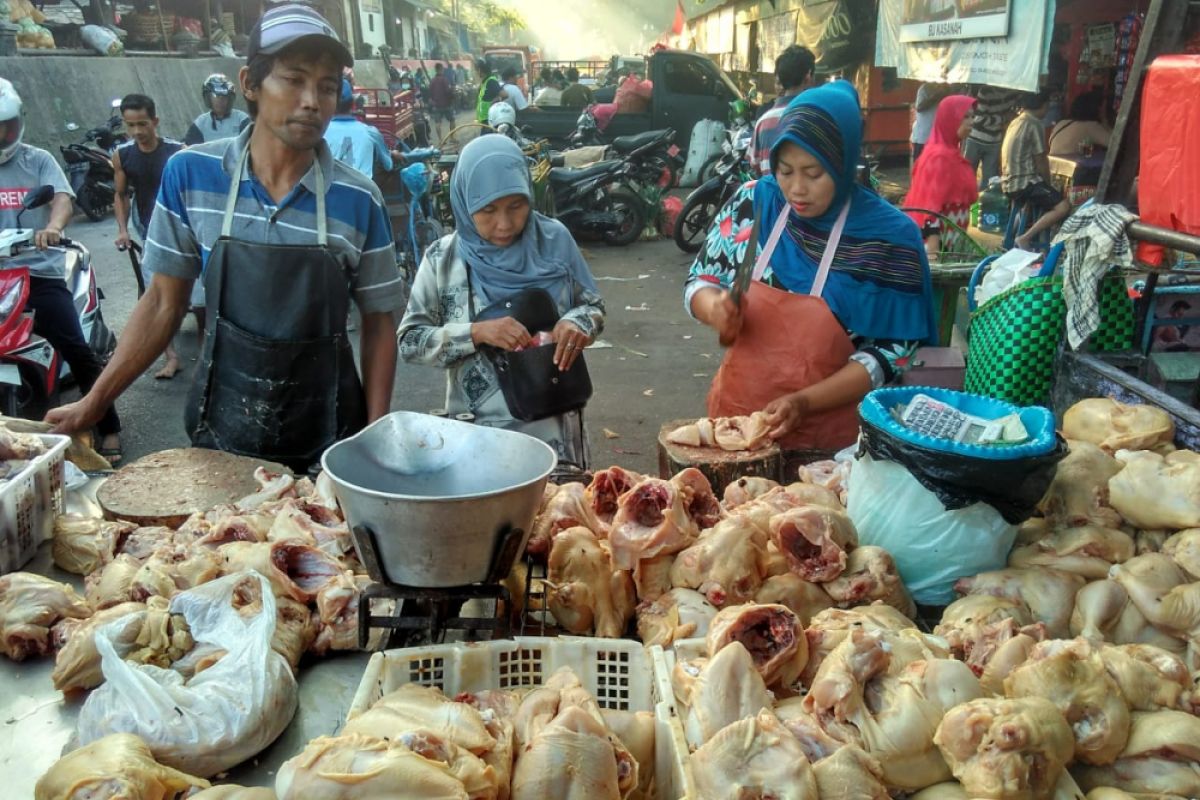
657,418,783,495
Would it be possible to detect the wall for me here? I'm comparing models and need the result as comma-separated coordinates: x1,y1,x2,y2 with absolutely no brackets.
3,55,244,157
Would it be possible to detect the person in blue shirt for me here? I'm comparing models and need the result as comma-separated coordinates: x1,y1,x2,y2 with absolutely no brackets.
323,78,405,182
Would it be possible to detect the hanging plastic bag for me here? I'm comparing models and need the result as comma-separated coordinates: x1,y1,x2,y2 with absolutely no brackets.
973,248,1043,308
75,571,298,777
848,451,1016,606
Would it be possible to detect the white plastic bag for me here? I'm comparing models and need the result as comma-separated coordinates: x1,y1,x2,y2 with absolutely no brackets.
76,571,298,777
80,24,123,56
973,248,1043,308
846,452,1015,606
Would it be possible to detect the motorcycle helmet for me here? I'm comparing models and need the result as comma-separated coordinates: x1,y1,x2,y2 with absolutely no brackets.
0,79,23,165
201,73,235,106
487,102,516,130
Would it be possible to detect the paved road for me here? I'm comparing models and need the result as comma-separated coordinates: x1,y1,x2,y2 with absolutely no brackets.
61,214,719,476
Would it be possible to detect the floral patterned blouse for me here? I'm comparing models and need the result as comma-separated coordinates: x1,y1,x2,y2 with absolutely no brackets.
683,182,921,388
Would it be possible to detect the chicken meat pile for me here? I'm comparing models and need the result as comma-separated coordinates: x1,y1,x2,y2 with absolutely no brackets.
528,466,916,647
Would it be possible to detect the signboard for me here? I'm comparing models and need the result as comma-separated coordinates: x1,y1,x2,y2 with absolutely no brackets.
899,0,1011,43
877,0,1054,92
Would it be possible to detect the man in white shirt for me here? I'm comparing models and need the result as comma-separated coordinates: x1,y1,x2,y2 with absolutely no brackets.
500,66,529,111
911,83,953,168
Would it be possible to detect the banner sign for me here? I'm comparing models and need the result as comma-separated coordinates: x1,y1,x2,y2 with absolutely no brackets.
900,0,1011,43
876,0,1054,92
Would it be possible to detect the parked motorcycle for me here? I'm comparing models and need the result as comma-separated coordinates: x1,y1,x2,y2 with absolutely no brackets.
61,99,125,222
0,186,117,418
545,157,647,247
673,123,753,254
393,147,446,280
610,128,682,190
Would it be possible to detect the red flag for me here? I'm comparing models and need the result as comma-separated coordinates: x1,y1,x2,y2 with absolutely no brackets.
672,0,685,35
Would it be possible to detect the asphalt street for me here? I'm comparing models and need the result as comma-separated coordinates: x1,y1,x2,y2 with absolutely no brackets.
61,213,720,476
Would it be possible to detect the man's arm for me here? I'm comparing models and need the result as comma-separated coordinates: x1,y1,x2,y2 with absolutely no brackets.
359,310,397,421
370,128,394,174
46,274,192,432
34,193,73,250
112,148,132,249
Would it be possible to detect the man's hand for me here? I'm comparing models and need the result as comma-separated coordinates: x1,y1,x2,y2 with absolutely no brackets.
762,392,810,440
551,319,591,371
45,397,104,435
471,316,531,351
35,227,63,250
115,231,132,251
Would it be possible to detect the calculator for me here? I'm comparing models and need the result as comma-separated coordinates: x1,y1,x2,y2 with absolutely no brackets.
900,394,1001,444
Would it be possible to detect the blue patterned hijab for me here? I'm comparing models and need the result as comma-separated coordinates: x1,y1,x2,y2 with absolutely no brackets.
451,135,597,309
752,80,937,343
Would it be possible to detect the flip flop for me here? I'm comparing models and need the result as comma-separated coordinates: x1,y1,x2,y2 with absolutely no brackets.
98,446,123,467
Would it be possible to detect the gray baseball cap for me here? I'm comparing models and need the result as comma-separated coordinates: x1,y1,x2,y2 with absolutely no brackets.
248,3,353,68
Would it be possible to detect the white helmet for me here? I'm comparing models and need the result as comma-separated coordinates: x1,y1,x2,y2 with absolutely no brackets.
0,79,23,165
488,101,516,129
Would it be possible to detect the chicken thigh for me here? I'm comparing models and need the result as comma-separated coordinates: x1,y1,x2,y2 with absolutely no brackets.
1161,528,1200,578
689,709,819,800
0,572,91,661
934,697,1074,800
635,587,716,647
1108,553,1200,635
1072,710,1200,796
1069,578,1186,656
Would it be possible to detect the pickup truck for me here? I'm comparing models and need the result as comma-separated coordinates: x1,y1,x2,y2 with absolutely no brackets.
516,49,742,152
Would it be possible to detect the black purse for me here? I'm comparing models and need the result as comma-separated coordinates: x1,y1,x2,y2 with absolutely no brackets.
467,263,594,423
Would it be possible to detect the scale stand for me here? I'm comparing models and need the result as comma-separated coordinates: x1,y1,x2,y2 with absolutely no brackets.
354,523,516,648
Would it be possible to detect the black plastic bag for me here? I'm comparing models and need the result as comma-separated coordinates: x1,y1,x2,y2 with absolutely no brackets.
858,417,1068,525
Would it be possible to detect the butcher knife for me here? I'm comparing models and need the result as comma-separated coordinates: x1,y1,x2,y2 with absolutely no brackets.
729,213,760,307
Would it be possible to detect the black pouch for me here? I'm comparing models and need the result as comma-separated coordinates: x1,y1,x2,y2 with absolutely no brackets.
472,284,593,422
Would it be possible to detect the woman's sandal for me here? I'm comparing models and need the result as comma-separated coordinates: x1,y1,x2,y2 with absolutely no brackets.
98,446,123,468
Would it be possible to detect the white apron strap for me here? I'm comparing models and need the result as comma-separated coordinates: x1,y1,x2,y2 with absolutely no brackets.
750,199,852,300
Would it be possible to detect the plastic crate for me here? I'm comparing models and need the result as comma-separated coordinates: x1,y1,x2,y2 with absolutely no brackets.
349,635,696,800
0,433,70,575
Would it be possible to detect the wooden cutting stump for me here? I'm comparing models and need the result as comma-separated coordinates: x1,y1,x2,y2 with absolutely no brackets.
97,448,290,528
657,418,783,495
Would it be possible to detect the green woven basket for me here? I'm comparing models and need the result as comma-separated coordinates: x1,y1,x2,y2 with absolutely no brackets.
965,275,1066,405
1087,273,1136,353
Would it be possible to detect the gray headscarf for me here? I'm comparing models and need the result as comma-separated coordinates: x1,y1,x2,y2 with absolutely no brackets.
450,135,597,309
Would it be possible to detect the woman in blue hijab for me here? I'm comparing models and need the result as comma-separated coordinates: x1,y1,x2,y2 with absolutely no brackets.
685,80,936,455
398,135,605,475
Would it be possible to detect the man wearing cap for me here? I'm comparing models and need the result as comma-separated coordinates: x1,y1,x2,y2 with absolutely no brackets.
47,3,404,473
323,77,405,182
499,66,529,111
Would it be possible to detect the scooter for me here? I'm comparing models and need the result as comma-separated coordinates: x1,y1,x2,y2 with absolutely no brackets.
60,99,125,222
673,123,753,254
0,186,117,418
545,157,647,247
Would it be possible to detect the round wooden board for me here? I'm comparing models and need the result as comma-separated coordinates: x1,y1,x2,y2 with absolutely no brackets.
97,448,291,528
657,418,783,495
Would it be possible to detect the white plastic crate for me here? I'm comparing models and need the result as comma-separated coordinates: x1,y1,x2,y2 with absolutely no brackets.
0,433,69,575
349,635,696,800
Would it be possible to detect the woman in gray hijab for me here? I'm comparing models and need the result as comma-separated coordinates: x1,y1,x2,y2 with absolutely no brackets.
398,135,605,475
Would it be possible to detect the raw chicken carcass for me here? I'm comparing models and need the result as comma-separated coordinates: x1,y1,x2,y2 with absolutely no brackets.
608,477,697,571
1017,518,1052,547
546,526,636,638
769,506,858,582
510,704,632,800
1108,449,1200,530
635,588,716,648
1003,638,1131,765
631,553,674,602
585,466,645,524
1072,710,1200,797
1161,528,1200,578
0,572,91,661
802,604,942,684
813,744,890,800
773,696,845,763
1063,399,1174,454
52,514,132,575
85,553,141,609
955,568,1086,639
235,467,297,511
276,732,496,800
682,641,774,746
228,576,316,670
722,476,780,509
666,413,772,451
116,526,180,561
1036,440,1124,529
1097,643,1193,712
456,690,519,800
1069,579,1187,657
33,733,209,800
688,709,819,800
310,572,389,655
933,696,1074,800
131,543,223,601
1108,553,1200,636
344,683,496,755
267,501,353,557
707,602,807,688
934,596,1047,686
601,709,656,800
194,513,274,547
0,423,44,459
669,516,765,607
1008,526,1135,580
754,574,832,626
528,481,605,558
936,595,1035,653
51,601,145,692
821,545,917,618
218,539,343,602
670,467,724,529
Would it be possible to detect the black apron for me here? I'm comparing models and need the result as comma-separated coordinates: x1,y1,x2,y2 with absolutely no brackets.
184,143,367,472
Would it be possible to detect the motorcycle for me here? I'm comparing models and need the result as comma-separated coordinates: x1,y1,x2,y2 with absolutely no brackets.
544,156,647,247
673,122,753,254
609,128,682,191
61,99,125,222
0,186,117,418
393,147,447,281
